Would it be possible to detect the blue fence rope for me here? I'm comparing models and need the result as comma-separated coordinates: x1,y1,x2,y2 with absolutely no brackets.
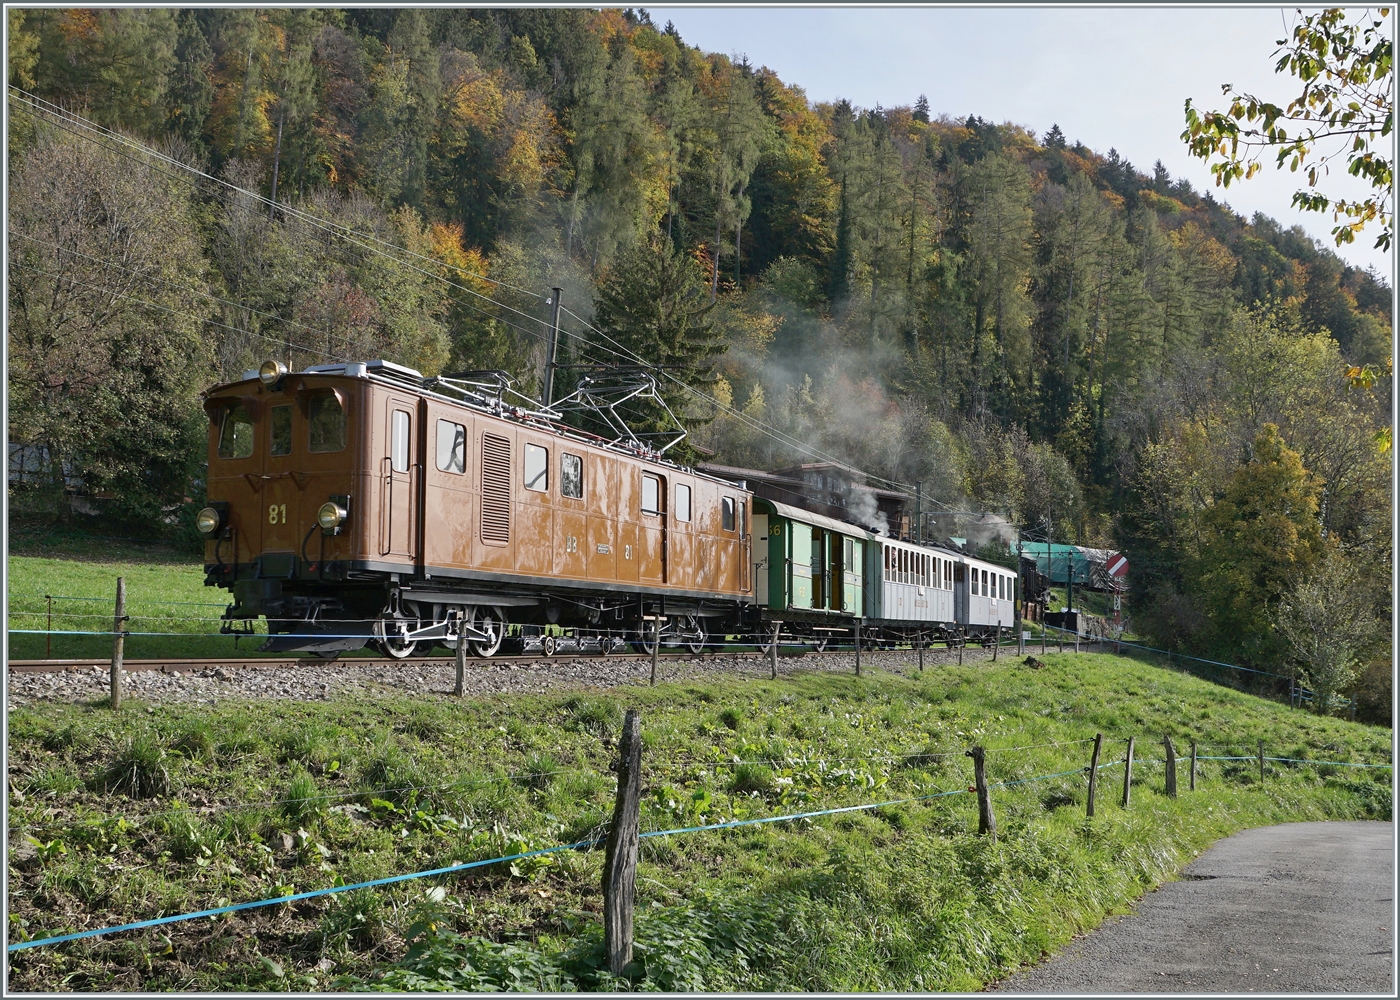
1196,754,1391,769
5,839,600,953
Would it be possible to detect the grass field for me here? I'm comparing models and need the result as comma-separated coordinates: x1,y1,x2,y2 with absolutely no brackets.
7,553,267,660
6,652,1390,991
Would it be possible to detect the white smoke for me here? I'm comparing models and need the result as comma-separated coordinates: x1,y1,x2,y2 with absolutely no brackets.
847,486,888,535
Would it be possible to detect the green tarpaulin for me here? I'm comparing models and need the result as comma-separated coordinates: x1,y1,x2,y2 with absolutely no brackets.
1015,542,1095,585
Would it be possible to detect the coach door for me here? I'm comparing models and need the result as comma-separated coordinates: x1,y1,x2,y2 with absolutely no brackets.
380,397,418,559
953,563,969,625
639,472,668,584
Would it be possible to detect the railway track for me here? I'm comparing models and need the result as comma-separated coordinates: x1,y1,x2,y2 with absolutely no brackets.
5,650,784,675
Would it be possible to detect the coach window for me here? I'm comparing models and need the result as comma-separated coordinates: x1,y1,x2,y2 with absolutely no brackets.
561,453,583,499
308,394,346,453
982,569,989,596
641,475,660,514
971,570,978,596
722,496,736,531
218,402,255,459
675,483,691,522
524,443,549,492
390,410,411,472
436,420,465,474
270,405,292,457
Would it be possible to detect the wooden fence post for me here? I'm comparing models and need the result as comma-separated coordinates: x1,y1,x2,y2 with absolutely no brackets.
958,631,964,665
1018,623,1025,656
917,631,924,672
1258,740,1265,785
854,620,862,676
45,594,53,660
1086,733,1103,817
454,619,467,697
1189,741,1197,792
770,622,780,680
110,577,127,710
1164,735,1177,798
1121,736,1135,808
650,618,659,687
992,625,1000,661
965,745,996,840
603,709,642,975
1042,621,1047,654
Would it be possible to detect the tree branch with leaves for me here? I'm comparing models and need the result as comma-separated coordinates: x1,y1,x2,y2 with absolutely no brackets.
1183,7,1393,250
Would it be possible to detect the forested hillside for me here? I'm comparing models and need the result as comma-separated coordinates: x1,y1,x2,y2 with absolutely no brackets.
6,8,1391,696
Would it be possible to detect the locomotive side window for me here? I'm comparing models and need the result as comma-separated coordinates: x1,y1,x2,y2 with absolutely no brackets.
524,443,549,492
560,453,583,499
675,483,691,522
217,403,255,459
722,496,736,531
308,394,346,453
641,475,660,513
739,498,747,537
391,410,411,472
270,405,292,456
436,420,465,474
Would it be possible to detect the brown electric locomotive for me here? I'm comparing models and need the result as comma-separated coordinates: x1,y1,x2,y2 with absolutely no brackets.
198,360,755,658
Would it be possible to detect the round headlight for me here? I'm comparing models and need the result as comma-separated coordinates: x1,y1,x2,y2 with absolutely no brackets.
318,501,347,531
196,507,222,535
259,360,288,386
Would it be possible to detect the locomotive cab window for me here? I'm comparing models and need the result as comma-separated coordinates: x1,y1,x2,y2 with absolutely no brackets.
270,405,292,457
675,483,691,522
391,410,411,472
308,394,346,453
217,402,255,459
524,443,549,492
641,475,660,514
561,453,583,499
436,420,465,474
722,496,736,531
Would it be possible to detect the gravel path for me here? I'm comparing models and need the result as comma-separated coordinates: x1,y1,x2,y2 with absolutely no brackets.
994,820,1395,994
5,644,1023,707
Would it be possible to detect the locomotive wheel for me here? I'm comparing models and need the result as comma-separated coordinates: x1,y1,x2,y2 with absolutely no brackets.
467,607,505,658
681,615,707,655
630,626,660,655
373,617,420,661
812,634,829,653
539,634,557,657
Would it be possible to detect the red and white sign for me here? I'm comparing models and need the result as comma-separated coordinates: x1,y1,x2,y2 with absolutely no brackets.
1106,553,1129,578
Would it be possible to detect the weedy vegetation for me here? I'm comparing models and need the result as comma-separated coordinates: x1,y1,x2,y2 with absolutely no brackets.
6,653,1390,991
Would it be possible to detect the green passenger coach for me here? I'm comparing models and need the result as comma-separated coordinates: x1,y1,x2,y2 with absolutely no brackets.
751,498,868,619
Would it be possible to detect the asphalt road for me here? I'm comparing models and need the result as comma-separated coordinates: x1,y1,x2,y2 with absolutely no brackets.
994,820,1394,994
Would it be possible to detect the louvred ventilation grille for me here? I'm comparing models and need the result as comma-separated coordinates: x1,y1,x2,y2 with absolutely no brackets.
480,433,511,544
